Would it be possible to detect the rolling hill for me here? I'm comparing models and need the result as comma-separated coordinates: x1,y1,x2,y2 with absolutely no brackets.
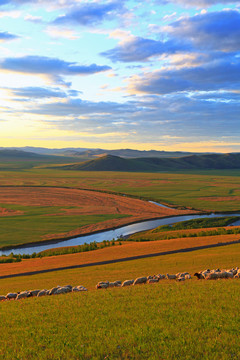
0,149,82,170
56,153,240,172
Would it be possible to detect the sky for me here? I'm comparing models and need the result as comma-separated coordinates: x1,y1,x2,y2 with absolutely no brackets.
0,0,239,152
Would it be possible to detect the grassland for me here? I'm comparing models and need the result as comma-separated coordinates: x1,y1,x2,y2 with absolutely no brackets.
1,230,240,278
0,168,240,212
0,186,194,250
1,243,240,359
0,167,240,248
1,163,240,359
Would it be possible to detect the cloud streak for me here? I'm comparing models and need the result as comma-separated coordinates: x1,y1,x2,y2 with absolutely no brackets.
156,0,240,8
0,30,18,41
0,56,111,85
9,86,80,99
101,37,190,62
102,10,240,63
53,1,126,26
130,59,240,94
167,10,240,52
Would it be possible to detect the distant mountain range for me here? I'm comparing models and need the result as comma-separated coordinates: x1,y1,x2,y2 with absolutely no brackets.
0,149,80,169
0,148,239,172
0,147,210,159
57,153,240,172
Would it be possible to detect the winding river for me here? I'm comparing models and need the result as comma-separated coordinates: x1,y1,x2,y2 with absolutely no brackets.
1,199,240,256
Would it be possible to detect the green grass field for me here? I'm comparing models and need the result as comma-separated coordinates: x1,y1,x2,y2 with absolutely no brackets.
0,210,127,249
1,243,240,359
1,168,240,212
0,168,239,249
1,167,240,358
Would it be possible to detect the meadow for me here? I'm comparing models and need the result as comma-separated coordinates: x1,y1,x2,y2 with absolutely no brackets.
0,185,192,250
0,167,240,249
1,166,240,359
0,168,240,212
1,243,240,359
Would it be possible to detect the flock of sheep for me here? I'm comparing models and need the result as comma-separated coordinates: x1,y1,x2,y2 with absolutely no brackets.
1,267,239,302
96,272,191,289
96,266,240,289
0,284,87,301
194,267,240,280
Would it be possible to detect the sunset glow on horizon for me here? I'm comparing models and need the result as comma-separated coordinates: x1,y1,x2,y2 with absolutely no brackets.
0,0,239,152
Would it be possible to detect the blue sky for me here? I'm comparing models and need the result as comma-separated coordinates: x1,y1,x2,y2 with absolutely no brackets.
0,0,239,152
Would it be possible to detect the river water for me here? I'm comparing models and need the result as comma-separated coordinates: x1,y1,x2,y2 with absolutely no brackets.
1,202,240,255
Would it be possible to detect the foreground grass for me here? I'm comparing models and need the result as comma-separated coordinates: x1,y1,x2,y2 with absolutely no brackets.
1,244,240,359
1,280,240,360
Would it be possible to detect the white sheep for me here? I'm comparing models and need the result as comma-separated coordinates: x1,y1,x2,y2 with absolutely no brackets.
37,290,48,297
29,290,40,297
121,280,134,287
72,286,88,292
16,291,30,300
147,278,159,284
6,293,18,300
166,274,177,280
133,277,147,285
96,282,109,289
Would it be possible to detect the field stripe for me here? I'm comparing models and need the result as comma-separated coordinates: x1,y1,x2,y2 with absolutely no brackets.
1,239,240,280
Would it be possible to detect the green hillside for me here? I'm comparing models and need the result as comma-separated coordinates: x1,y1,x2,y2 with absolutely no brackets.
56,153,240,172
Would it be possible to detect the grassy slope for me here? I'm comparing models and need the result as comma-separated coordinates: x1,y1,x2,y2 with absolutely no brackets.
1,231,240,276
1,243,240,359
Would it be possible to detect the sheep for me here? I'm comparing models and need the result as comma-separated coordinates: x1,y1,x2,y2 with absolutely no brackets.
166,274,177,280
121,280,134,287
177,277,185,282
204,272,219,280
225,271,233,279
6,293,18,300
177,272,190,279
194,272,204,279
72,286,88,292
29,290,40,297
16,291,30,300
108,281,121,288
37,290,48,297
147,278,159,284
48,286,61,295
133,277,147,285
63,285,73,291
227,268,238,276
0,295,6,301
156,274,166,280
96,282,109,289
180,273,191,280
55,286,71,295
